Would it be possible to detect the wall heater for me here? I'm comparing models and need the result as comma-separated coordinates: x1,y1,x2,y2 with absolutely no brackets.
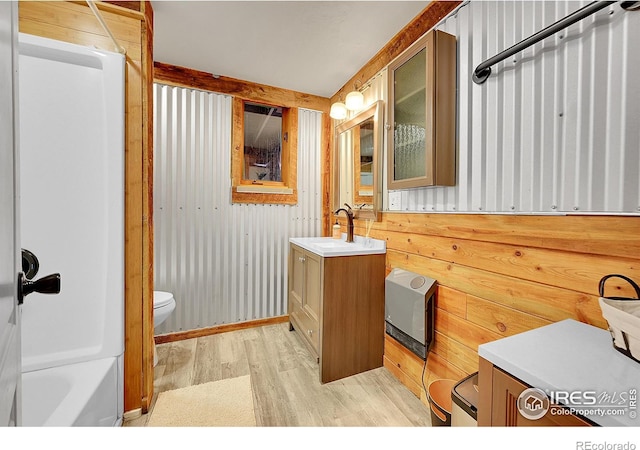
385,268,436,360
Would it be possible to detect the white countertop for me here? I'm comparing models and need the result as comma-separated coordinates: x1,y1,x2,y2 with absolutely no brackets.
478,319,640,427
289,235,386,257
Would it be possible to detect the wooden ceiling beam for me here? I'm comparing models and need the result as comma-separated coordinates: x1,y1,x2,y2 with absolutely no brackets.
154,61,330,112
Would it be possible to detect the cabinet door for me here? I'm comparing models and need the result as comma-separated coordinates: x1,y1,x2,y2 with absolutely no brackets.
289,244,305,312
303,251,321,322
302,251,321,352
387,30,456,189
289,245,310,344
491,367,590,426
390,44,427,184
288,245,320,354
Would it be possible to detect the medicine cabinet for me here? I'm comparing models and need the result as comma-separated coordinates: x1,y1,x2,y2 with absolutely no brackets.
387,29,457,190
333,100,383,221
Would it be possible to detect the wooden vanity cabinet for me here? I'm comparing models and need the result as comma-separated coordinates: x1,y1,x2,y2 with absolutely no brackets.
478,357,591,426
288,243,385,383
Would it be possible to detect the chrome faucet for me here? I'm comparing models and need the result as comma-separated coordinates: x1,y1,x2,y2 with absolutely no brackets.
334,203,354,243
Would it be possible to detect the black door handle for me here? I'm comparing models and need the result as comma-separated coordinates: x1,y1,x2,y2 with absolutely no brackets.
18,272,61,305
21,248,40,280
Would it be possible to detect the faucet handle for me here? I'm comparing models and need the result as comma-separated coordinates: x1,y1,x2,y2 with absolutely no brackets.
343,203,353,212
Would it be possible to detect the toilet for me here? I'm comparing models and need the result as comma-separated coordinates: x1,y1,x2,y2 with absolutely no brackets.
153,290,176,366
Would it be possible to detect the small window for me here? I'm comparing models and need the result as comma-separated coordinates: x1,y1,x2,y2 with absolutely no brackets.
232,98,298,204
243,102,284,183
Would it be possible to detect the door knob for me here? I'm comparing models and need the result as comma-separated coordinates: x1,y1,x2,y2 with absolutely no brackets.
21,248,40,280
18,272,61,305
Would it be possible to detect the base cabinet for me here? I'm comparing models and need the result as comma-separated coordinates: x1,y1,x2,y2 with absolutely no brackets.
478,357,591,426
288,243,385,383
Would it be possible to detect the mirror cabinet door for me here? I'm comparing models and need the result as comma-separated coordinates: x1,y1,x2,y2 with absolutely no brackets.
354,117,374,206
337,128,354,208
333,100,383,222
387,29,456,190
391,47,427,183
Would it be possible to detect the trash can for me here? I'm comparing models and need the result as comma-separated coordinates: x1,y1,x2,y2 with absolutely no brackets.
451,372,479,426
427,379,456,426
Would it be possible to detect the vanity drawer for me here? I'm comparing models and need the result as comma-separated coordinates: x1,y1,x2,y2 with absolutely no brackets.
290,303,319,356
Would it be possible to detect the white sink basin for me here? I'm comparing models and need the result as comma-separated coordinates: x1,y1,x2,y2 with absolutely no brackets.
289,235,386,257
314,241,353,249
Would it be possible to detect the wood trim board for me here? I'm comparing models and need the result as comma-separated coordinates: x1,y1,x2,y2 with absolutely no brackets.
154,61,330,112
154,315,290,344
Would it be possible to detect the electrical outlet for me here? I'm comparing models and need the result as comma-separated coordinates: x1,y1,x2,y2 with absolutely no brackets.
389,191,401,211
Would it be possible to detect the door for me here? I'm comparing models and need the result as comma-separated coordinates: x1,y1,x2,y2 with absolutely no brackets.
302,251,321,331
289,244,305,316
288,245,320,355
490,366,590,426
301,251,320,353
0,2,21,426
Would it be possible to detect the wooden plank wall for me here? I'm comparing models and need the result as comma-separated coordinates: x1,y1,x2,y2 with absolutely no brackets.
19,1,154,417
347,213,640,403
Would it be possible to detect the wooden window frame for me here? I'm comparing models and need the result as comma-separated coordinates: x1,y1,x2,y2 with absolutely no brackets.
232,97,298,205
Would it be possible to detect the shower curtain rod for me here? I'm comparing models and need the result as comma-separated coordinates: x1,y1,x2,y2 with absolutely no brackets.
86,1,126,55
472,0,624,85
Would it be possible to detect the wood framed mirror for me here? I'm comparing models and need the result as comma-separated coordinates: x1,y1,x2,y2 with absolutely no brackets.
333,100,383,221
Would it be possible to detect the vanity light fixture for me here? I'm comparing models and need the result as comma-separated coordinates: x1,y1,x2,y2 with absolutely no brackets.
345,80,364,111
330,101,347,120
345,90,364,111
330,80,365,119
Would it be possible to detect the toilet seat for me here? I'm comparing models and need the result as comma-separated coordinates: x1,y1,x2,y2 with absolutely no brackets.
154,290,174,309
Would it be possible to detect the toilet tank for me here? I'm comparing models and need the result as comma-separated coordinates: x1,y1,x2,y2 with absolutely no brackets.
385,268,437,360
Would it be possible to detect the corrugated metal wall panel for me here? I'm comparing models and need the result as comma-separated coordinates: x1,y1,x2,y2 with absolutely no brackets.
384,0,639,214
153,84,322,333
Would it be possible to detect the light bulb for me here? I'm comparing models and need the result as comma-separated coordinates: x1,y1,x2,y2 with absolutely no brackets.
330,102,347,120
345,90,364,111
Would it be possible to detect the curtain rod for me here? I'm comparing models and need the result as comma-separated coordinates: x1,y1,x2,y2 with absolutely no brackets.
86,1,126,55
472,1,620,85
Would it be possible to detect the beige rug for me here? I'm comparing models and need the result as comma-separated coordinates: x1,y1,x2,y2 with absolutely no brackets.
148,375,256,427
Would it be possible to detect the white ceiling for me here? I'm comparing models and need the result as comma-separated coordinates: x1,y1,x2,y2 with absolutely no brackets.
152,1,430,98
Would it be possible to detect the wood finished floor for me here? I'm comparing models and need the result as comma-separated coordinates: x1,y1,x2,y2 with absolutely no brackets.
124,323,432,427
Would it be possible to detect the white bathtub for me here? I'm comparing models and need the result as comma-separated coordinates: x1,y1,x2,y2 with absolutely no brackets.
21,357,122,427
